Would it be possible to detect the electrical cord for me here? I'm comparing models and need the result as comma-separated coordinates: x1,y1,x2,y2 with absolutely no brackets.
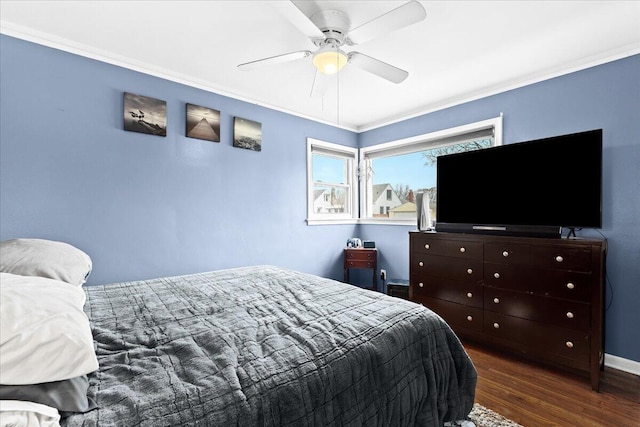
592,229,613,312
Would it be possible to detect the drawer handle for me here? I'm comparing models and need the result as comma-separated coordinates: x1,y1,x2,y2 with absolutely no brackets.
493,298,500,304
467,268,473,274
555,255,564,263
566,341,574,349
566,312,574,319
466,315,473,322
502,251,509,257
467,292,473,298
418,282,424,288
493,272,500,279
566,282,575,290
419,261,424,267
493,322,500,329
424,244,430,250
459,247,466,253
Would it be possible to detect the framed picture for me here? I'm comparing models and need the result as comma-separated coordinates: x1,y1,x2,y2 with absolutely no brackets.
186,103,220,142
123,92,166,136
233,117,262,151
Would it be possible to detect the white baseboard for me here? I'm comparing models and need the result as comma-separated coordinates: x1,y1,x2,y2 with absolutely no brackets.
605,353,640,376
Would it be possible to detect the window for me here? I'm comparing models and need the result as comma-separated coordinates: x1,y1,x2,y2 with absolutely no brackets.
307,138,358,224
359,117,503,224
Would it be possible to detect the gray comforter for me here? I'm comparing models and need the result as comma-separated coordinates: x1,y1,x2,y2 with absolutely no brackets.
63,265,476,426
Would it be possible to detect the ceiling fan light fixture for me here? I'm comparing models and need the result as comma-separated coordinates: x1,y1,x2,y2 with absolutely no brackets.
312,46,348,75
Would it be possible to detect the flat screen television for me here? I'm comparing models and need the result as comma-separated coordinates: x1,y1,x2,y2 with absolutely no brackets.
435,129,602,238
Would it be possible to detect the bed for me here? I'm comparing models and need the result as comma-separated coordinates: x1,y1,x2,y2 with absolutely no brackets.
0,239,477,427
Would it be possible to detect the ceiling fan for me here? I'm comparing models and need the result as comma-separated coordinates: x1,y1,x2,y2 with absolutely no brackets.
237,1,427,86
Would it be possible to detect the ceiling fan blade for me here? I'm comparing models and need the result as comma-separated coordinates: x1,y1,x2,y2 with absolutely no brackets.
347,0,426,45
347,52,409,84
273,1,325,39
238,51,312,70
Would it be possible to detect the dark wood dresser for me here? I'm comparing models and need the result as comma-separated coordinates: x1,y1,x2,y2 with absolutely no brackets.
409,231,607,391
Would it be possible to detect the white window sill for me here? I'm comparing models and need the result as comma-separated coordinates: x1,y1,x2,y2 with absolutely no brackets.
357,219,415,226
306,218,415,226
306,218,359,226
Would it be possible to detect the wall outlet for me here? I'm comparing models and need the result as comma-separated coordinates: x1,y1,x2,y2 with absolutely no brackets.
380,269,387,280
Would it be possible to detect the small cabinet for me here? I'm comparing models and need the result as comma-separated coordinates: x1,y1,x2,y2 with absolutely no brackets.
343,248,378,291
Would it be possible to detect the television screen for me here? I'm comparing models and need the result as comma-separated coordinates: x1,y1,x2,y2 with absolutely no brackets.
435,129,602,236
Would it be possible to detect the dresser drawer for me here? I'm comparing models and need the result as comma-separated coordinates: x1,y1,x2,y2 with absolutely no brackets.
411,235,483,260
345,260,375,269
345,249,376,261
485,243,531,265
532,268,593,301
532,245,592,272
412,275,483,308
412,255,483,283
484,263,592,302
484,288,590,330
484,311,590,369
414,295,483,333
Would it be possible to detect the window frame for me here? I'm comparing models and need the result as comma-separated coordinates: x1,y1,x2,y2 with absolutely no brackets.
358,116,503,225
306,138,359,225
305,117,503,226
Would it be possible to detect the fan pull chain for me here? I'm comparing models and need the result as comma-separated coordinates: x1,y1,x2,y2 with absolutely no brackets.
336,69,340,126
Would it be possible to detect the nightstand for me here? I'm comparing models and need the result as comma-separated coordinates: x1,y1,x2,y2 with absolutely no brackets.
343,248,377,291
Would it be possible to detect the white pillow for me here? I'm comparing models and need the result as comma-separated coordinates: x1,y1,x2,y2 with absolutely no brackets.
0,273,98,385
0,400,61,427
0,239,92,286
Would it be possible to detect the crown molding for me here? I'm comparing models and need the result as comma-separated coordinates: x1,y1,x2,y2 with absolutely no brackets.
2,21,639,134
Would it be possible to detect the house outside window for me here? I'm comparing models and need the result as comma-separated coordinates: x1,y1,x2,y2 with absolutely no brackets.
359,117,502,225
371,184,402,217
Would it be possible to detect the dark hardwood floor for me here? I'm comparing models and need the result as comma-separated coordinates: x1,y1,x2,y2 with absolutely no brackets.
463,341,640,426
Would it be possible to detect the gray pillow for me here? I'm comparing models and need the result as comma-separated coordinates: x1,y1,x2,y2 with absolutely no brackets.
0,375,96,415
0,238,92,286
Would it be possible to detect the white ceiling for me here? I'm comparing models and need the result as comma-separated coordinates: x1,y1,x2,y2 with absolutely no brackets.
1,1,639,131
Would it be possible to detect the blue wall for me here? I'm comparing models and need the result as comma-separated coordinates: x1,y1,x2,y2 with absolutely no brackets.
1,34,638,362
0,35,358,284
359,54,640,363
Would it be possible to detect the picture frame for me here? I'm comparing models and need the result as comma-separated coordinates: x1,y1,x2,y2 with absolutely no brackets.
233,117,262,151
186,103,220,142
123,92,166,137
